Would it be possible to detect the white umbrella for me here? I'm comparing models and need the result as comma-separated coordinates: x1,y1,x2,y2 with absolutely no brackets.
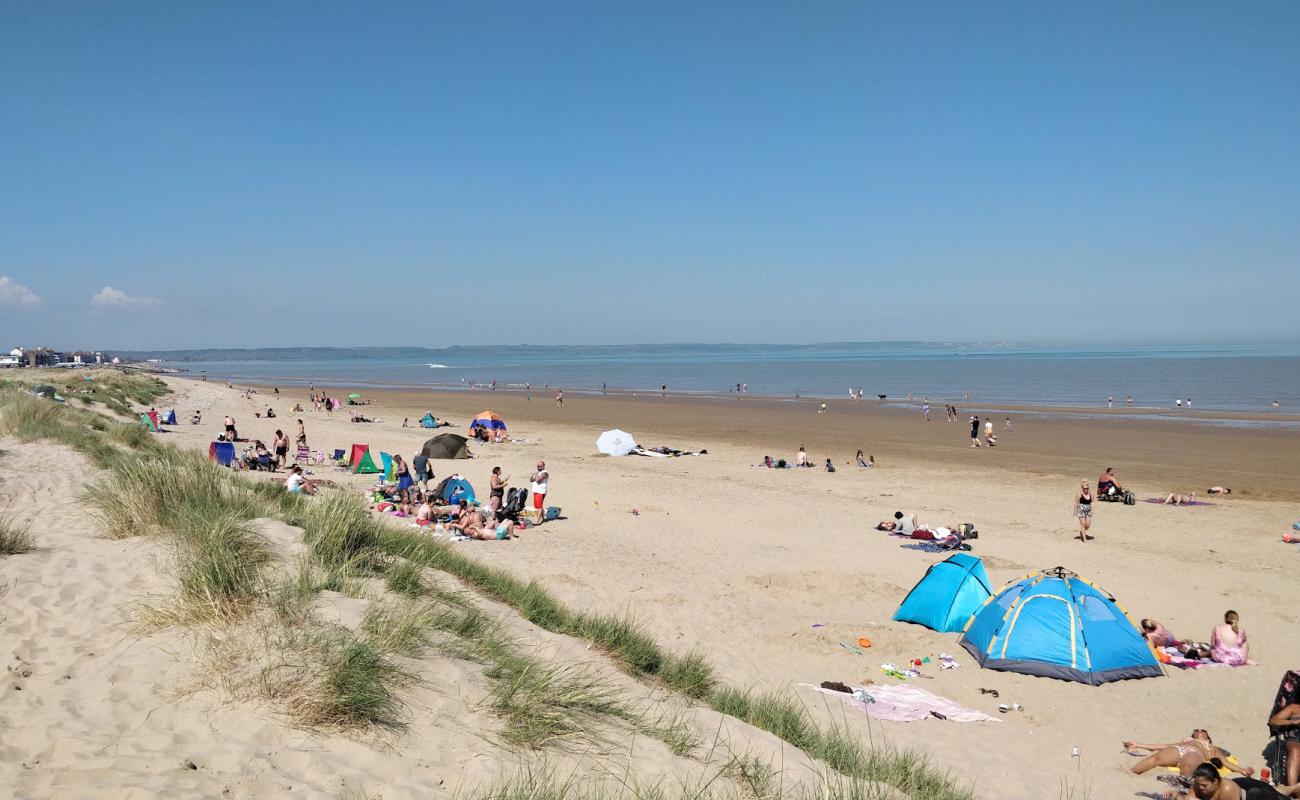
596,428,637,457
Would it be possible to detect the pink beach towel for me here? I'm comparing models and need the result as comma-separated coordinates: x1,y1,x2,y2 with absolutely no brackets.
1160,647,1255,669
802,683,1000,723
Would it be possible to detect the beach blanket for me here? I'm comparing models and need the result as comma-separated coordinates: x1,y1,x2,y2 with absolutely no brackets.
901,541,971,553
1142,498,1216,507
801,683,999,723
1160,647,1255,669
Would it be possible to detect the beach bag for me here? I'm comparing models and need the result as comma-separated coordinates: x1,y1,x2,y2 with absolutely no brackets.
1123,490,1136,505
544,506,561,522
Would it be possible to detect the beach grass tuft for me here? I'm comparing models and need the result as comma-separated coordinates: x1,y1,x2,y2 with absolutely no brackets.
0,506,35,555
312,632,413,728
384,558,426,598
172,512,271,621
569,611,666,675
289,491,384,571
485,655,632,749
659,650,718,699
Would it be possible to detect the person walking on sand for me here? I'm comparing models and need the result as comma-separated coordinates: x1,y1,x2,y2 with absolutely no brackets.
224,414,238,441
984,417,993,440
273,429,290,468
969,416,981,447
1004,417,1012,431
296,418,307,447
555,390,563,407
1074,480,1094,542
922,399,930,421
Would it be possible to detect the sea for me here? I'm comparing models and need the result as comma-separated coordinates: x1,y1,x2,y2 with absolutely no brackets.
159,343,1300,420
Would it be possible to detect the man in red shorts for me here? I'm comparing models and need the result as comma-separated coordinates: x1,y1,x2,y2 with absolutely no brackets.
530,460,549,515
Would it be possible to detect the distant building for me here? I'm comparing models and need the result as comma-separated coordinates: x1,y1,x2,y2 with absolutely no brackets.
69,351,104,365
24,347,63,367
1,348,23,368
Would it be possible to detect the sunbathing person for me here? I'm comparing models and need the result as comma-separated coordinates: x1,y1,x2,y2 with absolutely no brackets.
1211,610,1249,666
1098,467,1123,497
1123,730,1249,777
1207,486,1233,495
1140,619,1178,648
447,501,484,536
1165,492,1198,505
1187,761,1299,799
284,466,317,495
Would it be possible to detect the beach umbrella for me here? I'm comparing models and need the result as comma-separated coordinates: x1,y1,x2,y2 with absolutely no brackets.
421,433,470,460
596,428,637,457
347,393,362,399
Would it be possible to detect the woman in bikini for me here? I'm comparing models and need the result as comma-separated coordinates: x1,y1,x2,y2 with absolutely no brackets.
1123,729,1249,777
1074,481,1094,542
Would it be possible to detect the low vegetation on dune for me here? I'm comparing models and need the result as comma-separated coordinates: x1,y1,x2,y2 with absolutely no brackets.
0,376,976,799
0,505,35,556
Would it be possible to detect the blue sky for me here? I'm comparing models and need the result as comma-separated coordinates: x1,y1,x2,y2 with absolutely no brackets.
2,1,1298,349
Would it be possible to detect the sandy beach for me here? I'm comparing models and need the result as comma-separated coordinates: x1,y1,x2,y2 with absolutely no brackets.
4,374,1298,798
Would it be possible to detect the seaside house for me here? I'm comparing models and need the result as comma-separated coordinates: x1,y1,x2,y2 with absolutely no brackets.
69,351,104,365
24,347,63,367
1,348,23,368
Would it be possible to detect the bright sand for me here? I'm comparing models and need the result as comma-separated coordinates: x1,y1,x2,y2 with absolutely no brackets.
4,376,1299,798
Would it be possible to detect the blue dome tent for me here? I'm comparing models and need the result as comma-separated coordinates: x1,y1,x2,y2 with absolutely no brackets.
959,566,1162,685
893,553,993,633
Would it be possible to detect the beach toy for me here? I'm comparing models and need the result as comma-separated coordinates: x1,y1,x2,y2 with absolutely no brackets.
857,637,872,648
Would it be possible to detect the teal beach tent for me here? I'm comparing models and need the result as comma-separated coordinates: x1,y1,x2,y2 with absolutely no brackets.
420,413,437,428
893,553,993,632
959,566,1162,685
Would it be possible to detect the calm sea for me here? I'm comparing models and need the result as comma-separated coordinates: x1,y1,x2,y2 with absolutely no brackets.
159,343,1300,416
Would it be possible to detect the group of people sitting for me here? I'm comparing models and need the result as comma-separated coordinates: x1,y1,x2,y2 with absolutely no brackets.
472,425,508,443
1140,610,1251,666
760,447,875,471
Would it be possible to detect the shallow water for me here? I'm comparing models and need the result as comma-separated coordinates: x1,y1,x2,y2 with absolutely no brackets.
162,342,1300,414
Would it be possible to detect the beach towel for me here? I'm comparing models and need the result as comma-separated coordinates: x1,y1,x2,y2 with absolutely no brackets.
1159,647,1254,669
901,541,971,553
801,682,999,723
1141,498,1216,507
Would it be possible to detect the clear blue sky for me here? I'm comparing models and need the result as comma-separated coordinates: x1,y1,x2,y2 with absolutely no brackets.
2,1,1298,349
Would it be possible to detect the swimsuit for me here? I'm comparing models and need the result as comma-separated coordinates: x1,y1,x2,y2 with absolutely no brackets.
1076,493,1093,518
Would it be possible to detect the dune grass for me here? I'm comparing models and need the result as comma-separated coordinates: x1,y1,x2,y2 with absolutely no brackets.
0,506,35,555
302,628,415,729
171,512,272,621
84,446,271,538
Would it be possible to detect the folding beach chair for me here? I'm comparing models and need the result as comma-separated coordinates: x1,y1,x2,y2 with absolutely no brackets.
295,444,311,463
313,449,326,465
